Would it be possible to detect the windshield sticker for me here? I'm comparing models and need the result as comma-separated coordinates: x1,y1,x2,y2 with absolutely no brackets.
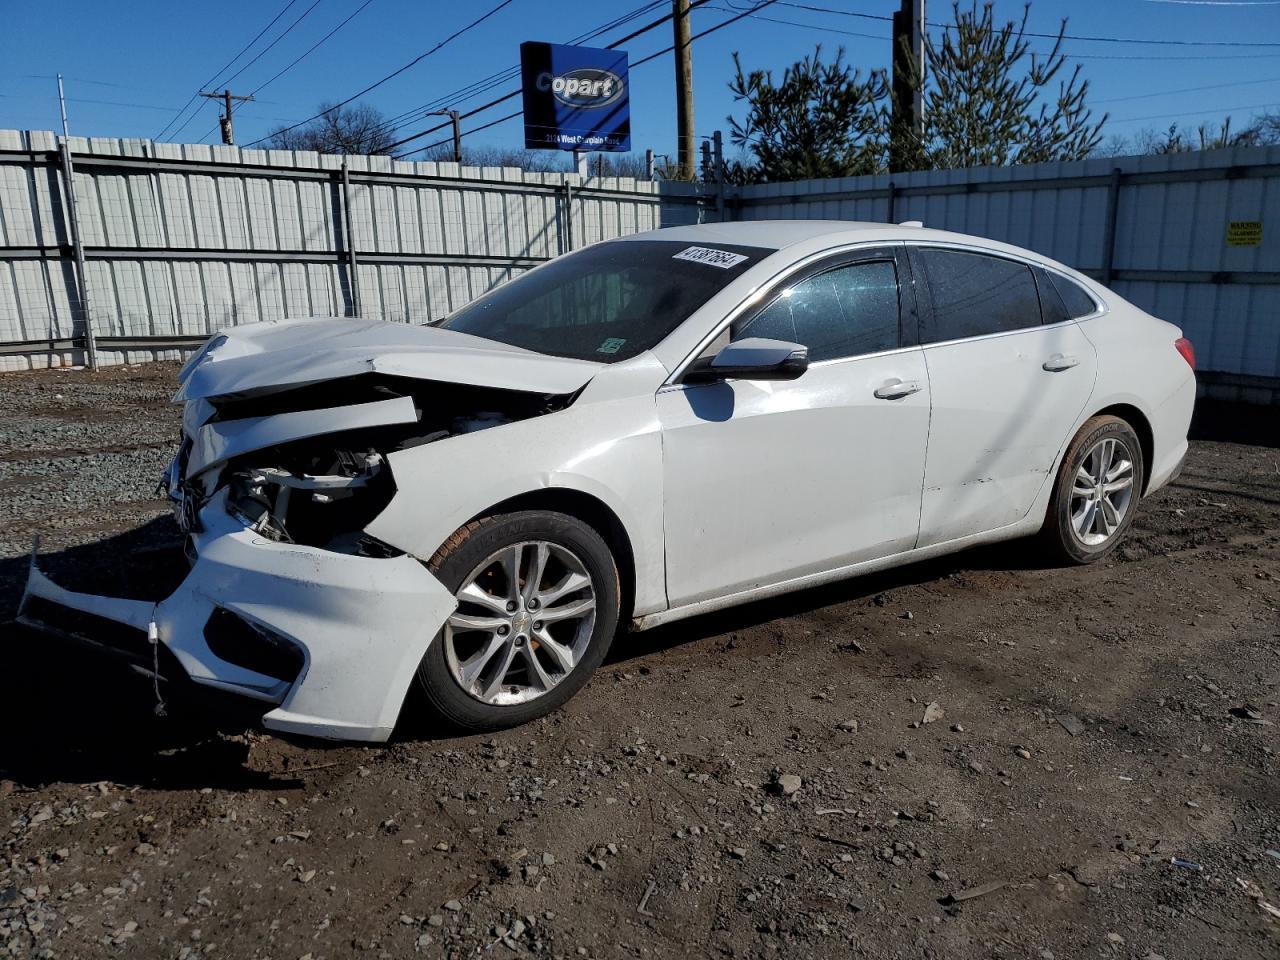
672,246,749,269
596,337,627,355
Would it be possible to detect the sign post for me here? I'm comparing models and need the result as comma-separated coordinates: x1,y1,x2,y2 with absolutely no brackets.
521,41,631,159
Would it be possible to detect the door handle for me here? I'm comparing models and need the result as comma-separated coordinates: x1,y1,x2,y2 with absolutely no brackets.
1043,354,1079,372
873,378,922,400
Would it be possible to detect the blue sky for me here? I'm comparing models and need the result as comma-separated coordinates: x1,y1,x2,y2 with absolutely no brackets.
2,0,1278,160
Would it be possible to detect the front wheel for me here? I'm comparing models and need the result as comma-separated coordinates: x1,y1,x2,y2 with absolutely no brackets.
415,510,620,732
1041,415,1145,565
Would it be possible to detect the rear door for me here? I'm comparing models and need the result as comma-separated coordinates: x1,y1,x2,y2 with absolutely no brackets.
909,246,1098,547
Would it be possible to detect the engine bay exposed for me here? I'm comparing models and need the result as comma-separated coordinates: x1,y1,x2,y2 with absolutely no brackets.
188,374,580,556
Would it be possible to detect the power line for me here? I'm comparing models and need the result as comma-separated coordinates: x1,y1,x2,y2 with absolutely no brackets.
632,0,780,67
387,0,728,157
245,0,519,148
22,74,148,91
706,4,884,40
154,0,299,140
384,0,718,155
0,93,182,113
1142,0,1280,6
396,0,780,159
208,0,325,91
1095,74,1280,104
722,4,1280,61
171,0,325,142
200,0,379,142
375,1,665,140
759,0,1280,46
1110,100,1279,124
768,1,890,22
725,0,1280,62
1057,50,1280,60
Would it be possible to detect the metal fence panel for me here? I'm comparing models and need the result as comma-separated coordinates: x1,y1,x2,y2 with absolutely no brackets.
0,129,688,370
3,129,1275,402
733,145,1280,402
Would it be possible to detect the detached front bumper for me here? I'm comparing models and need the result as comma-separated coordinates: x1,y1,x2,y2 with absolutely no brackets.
18,491,456,742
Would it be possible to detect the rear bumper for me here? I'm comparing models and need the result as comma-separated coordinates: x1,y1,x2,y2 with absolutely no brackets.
18,490,456,742
1147,372,1196,495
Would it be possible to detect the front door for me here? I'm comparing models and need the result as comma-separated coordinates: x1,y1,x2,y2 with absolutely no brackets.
657,248,932,608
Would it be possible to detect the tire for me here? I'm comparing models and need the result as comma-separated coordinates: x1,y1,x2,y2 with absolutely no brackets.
415,510,620,732
1041,414,1145,565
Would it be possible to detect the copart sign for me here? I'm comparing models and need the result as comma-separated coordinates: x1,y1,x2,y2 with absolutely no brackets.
520,41,631,152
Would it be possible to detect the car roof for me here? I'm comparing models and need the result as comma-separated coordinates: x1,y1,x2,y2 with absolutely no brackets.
617,220,1067,270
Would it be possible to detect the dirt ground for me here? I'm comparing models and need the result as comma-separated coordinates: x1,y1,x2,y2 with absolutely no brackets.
0,363,1276,960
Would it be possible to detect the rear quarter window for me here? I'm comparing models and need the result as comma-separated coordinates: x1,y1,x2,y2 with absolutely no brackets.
1034,267,1071,326
1049,273,1100,319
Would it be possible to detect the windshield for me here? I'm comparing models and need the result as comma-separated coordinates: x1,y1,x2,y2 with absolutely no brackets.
439,239,771,362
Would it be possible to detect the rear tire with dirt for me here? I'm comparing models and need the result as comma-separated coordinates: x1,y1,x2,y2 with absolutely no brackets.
415,510,620,732
1041,415,1145,565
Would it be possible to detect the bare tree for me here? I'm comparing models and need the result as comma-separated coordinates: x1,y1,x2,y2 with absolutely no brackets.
267,103,393,156
1096,111,1280,157
419,145,655,178
420,145,565,171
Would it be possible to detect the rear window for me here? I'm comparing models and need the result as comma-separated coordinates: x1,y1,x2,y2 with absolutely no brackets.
1049,273,1100,319
916,248,1042,343
440,240,770,362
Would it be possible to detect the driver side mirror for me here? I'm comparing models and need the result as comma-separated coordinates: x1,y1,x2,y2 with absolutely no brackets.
683,337,810,384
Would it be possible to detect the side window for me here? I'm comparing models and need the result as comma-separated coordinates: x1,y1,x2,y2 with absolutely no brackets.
917,249,1041,344
1049,273,1100,319
735,260,900,362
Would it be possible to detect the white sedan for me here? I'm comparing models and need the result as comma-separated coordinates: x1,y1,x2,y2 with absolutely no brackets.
20,221,1196,741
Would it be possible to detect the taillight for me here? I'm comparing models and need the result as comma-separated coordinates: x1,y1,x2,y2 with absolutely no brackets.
1174,337,1195,370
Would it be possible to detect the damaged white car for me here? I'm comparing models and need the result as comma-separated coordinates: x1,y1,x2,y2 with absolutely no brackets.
20,222,1196,741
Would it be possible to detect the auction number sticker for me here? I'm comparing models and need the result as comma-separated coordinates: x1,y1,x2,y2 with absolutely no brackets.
672,246,748,269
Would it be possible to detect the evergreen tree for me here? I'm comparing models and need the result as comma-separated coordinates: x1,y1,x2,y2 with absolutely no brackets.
917,2,1105,169
727,47,889,183
726,2,1106,180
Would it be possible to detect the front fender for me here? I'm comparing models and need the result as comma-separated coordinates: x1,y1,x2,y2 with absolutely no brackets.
364,393,666,617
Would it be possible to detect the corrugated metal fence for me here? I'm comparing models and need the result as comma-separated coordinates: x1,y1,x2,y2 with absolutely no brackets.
0,129,700,370
731,145,1280,404
1,129,1276,402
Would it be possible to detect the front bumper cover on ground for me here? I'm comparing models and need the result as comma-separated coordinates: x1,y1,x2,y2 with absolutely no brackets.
17,491,456,742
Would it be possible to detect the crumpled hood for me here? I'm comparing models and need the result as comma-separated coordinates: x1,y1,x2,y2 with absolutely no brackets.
175,318,603,402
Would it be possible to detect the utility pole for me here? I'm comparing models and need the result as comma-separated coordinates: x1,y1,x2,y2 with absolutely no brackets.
200,89,254,145
428,109,462,163
890,0,925,173
672,0,695,181
712,129,725,221
56,74,98,370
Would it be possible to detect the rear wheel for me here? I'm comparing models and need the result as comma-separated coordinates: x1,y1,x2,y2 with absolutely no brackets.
1041,415,1144,564
416,511,620,731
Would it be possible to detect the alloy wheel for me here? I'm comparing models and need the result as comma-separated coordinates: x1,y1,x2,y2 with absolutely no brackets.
443,541,597,705
1069,437,1136,546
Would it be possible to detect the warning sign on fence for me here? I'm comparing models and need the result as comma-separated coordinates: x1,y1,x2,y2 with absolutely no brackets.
1226,221,1262,247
